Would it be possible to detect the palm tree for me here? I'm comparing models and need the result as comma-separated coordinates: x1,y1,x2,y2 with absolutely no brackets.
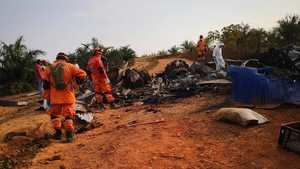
168,45,180,55
119,45,136,61
69,38,110,69
0,36,44,94
157,50,168,56
180,41,195,52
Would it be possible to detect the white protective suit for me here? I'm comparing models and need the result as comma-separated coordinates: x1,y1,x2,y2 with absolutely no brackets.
212,43,226,71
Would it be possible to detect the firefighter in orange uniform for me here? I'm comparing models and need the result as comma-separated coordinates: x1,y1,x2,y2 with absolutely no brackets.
87,48,115,110
44,52,87,143
196,35,207,61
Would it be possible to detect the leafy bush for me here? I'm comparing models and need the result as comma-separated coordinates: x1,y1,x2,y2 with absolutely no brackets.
0,36,44,95
69,38,136,71
204,14,300,59
168,45,180,55
181,41,195,52
157,50,168,56
276,14,300,46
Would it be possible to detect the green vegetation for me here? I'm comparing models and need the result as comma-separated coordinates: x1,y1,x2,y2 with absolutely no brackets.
205,14,300,59
69,38,136,71
157,50,168,56
168,45,180,55
180,40,195,52
0,36,44,95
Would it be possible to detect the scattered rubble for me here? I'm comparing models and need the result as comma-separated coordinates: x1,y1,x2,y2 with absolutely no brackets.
122,69,151,89
190,61,214,77
228,65,300,106
0,100,28,106
164,60,190,79
278,121,300,154
112,60,231,105
71,60,231,130
258,45,300,78
4,132,27,142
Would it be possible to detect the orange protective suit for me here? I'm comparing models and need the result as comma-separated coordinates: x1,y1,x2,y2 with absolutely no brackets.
197,39,207,60
45,60,86,132
87,54,115,104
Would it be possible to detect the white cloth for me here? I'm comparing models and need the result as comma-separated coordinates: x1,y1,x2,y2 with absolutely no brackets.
212,43,226,71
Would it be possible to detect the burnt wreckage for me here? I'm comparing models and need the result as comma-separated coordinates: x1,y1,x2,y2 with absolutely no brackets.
75,59,231,114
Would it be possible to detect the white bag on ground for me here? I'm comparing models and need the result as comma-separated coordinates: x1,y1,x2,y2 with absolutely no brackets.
215,108,269,127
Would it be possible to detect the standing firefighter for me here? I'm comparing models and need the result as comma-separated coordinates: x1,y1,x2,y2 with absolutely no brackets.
87,48,115,110
44,52,87,143
196,35,207,61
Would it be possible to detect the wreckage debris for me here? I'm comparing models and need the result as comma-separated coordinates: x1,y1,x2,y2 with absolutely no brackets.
258,45,300,78
165,60,190,79
123,69,151,89
4,131,27,142
278,121,300,154
0,100,28,106
75,59,230,118
241,59,265,68
71,59,231,131
228,65,300,106
215,108,269,127
112,60,231,105
190,61,214,77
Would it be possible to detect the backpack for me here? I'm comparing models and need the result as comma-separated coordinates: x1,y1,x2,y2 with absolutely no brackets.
50,63,67,90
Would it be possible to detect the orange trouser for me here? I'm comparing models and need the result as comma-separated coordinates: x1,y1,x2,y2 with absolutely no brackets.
91,74,115,104
197,48,206,61
47,104,75,132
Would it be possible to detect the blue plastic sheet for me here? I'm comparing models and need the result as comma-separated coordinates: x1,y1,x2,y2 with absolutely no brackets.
228,65,300,105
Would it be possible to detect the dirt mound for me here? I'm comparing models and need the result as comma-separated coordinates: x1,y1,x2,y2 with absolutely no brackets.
132,54,193,75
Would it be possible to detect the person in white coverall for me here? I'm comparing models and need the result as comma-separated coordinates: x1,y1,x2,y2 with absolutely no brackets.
212,43,226,72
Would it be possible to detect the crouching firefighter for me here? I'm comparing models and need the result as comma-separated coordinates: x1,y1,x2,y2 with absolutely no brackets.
43,52,87,143
87,48,115,111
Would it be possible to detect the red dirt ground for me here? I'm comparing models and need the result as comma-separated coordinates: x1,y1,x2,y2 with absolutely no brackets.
25,94,300,169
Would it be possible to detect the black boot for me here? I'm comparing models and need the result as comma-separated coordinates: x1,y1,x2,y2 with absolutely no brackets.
53,129,62,140
109,102,118,109
65,131,74,143
98,104,105,112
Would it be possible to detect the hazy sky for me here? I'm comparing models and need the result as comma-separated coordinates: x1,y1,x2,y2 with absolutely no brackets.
0,0,300,61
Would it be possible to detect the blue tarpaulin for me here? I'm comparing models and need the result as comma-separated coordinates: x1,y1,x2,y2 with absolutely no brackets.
228,65,300,105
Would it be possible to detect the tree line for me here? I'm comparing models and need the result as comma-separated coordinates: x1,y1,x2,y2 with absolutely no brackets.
0,37,136,95
147,14,300,59
0,14,299,95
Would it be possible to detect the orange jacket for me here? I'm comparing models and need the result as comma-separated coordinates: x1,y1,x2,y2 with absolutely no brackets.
87,55,109,83
45,60,87,104
197,39,206,51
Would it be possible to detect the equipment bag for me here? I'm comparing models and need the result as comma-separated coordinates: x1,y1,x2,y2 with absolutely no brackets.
51,63,67,90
